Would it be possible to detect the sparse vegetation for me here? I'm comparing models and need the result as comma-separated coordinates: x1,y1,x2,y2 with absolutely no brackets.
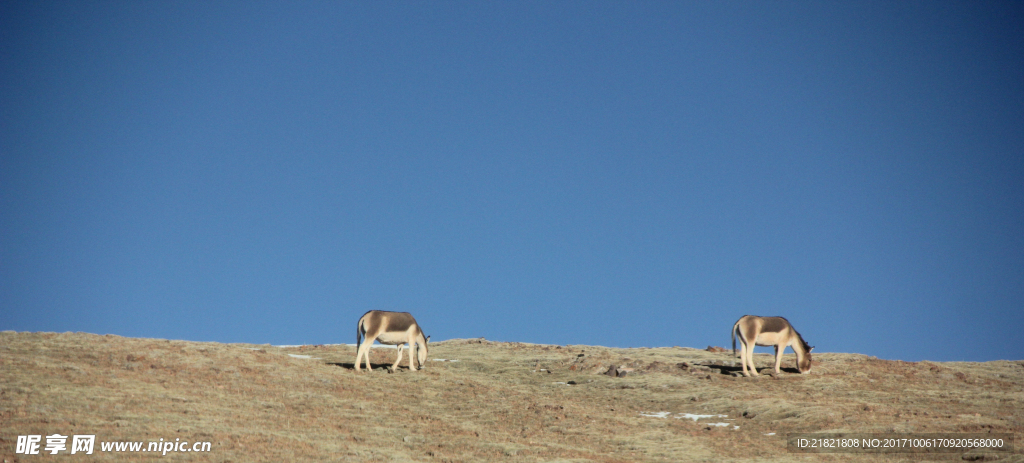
1,331,1021,462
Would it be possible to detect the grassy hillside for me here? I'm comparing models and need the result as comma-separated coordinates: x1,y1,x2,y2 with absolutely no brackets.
1,331,1021,462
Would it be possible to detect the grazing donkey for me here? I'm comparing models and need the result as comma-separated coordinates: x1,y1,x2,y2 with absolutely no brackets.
731,315,813,377
355,310,429,372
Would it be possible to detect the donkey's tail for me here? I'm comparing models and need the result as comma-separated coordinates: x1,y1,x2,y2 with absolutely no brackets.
356,318,363,351
731,320,739,356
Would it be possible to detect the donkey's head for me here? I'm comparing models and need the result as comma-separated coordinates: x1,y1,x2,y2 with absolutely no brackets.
417,335,430,368
798,337,814,374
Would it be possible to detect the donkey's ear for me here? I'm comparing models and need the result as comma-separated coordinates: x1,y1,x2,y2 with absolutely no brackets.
809,346,815,352
426,336,431,342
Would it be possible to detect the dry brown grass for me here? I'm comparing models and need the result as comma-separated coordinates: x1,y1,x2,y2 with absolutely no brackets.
1,331,1021,462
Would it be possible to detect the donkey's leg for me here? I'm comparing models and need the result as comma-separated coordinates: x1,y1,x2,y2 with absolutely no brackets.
355,341,369,372
774,345,783,375
746,342,760,376
363,342,374,371
739,340,751,377
409,340,418,371
392,344,404,370
354,340,365,372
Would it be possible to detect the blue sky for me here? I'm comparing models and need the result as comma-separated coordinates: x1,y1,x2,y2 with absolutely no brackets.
2,1,1022,362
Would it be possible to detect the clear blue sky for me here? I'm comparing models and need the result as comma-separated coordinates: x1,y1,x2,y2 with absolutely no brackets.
2,1,1022,362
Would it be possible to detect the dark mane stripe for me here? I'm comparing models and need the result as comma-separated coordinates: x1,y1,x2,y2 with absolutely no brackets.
789,325,811,353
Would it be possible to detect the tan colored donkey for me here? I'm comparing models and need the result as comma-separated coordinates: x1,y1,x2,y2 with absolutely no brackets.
355,310,429,372
731,315,813,377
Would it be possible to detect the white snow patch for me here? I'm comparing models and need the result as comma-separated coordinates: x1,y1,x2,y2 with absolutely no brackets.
640,412,672,419
678,413,728,422
640,412,736,429
287,354,320,359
